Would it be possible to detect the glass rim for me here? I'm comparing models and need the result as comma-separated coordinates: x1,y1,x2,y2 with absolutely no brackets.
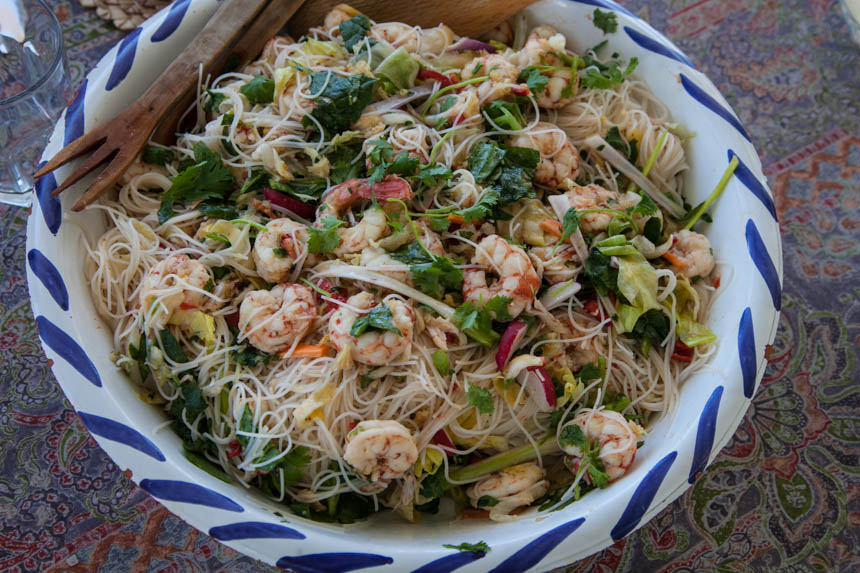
0,0,66,108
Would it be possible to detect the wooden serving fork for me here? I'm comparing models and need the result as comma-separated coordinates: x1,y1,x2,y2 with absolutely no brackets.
35,0,306,211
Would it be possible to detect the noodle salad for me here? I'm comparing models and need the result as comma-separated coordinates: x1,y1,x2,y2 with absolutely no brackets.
86,5,737,523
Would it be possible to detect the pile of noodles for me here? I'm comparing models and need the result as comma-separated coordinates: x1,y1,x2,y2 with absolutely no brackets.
83,13,719,516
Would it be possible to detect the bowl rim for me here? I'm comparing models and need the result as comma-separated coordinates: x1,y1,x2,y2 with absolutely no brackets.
25,0,783,570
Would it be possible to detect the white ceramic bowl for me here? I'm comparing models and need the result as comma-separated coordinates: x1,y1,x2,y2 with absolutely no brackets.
26,0,782,570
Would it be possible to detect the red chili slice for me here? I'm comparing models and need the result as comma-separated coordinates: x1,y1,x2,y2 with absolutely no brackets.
511,85,531,97
227,439,242,458
417,69,453,87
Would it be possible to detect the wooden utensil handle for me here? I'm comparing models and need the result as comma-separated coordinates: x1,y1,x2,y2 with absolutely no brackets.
134,0,271,117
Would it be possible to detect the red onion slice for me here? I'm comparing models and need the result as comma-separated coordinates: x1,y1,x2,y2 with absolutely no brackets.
517,365,557,412
496,320,528,371
264,187,316,219
448,38,497,53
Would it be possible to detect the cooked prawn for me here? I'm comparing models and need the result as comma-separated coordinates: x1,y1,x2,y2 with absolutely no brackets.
323,4,358,32
562,184,628,233
461,54,525,104
329,292,415,365
238,284,317,354
466,462,548,521
344,419,419,482
252,218,309,284
513,25,577,108
666,230,715,278
139,255,211,328
317,176,414,220
370,22,454,55
509,122,580,187
463,234,540,319
560,409,644,483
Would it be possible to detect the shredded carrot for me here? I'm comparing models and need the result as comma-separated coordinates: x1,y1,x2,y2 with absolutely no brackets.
285,344,332,359
662,251,687,268
539,218,563,238
448,213,466,225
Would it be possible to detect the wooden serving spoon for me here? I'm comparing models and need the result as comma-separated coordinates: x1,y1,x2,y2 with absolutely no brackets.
288,0,537,39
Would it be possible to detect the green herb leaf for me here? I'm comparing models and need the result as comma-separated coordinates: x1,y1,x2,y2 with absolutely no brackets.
559,208,582,245
559,423,587,450
457,187,500,224
443,541,491,554
304,73,377,134
128,331,148,381
483,100,525,131
416,162,453,187
577,357,605,383
643,216,662,244
467,141,506,183
158,142,235,224
411,257,463,299
339,13,372,51
240,75,275,105
350,304,401,337
580,53,638,90
203,90,226,113
632,192,658,218
159,329,188,363
604,392,631,412
593,8,618,34
326,141,367,184
237,404,254,449
584,247,619,296
628,308,670,346
419,468,453,499
467,383,494,414
388,151,420,177
432,350,450,376
451,301,499,347
476,495,499,507
142,145,174,166
484,295,513,322
604,126,639,165
307,216,345,254
517,66,550,94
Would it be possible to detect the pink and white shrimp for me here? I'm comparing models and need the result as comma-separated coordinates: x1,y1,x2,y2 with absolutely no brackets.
238,284,317,354
463,234,540,319
509,122,580,187
560,409,644,483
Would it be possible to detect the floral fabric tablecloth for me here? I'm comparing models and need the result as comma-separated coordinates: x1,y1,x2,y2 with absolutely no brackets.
1,0,858,571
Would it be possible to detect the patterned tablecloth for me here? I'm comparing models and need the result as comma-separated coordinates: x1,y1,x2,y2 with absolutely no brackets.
1,1,858,571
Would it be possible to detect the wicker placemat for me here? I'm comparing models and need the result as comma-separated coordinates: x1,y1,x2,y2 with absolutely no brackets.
80,0,170,30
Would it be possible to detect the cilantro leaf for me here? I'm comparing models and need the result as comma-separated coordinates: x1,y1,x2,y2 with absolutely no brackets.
586,455,610,488
416,162,453,187
593,8,618,34
366,139,394,166
559,207,582,244
457,188,500,223
304,73,377,134
452,301,499,347
388,151,420,177
484,295,513,322
577,357,605,383
158,142,235,224
559,423,587,451
142,145,174,166
604,126,638,165
518,66,550,94
580,54,638,90
350,304,401,337
443,541,491,554
632,192,658,218
467,383,494,414
198,203,239,220
420,469,453,499
339,13,372,51
411,256,464,299
307,216,344,254
240,75,275,105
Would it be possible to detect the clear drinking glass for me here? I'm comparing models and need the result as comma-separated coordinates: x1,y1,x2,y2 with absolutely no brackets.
0,0,71,207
